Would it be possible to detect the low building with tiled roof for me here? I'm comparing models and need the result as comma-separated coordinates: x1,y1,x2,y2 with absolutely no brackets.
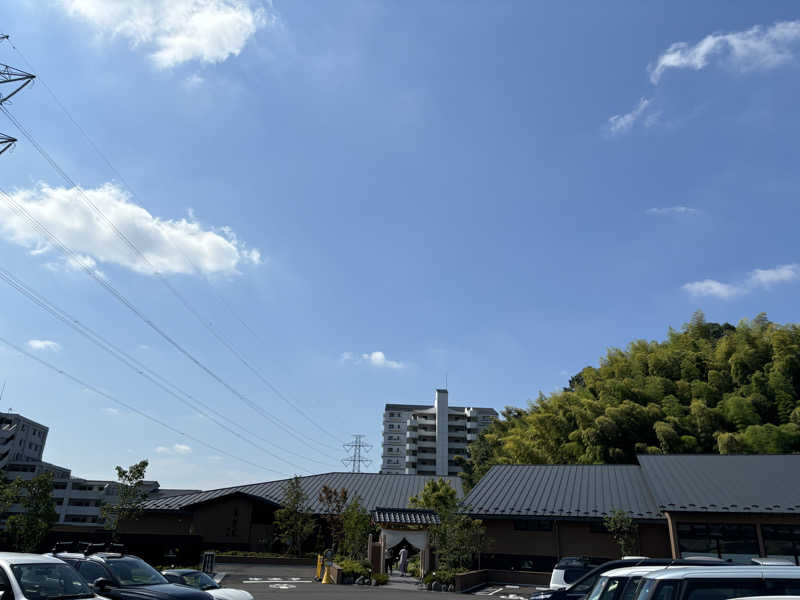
121,472,461,555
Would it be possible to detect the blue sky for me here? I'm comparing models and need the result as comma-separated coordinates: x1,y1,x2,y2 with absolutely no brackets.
2,1,800,488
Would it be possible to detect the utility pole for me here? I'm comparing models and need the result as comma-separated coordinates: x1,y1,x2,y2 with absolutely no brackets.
341,435,373,473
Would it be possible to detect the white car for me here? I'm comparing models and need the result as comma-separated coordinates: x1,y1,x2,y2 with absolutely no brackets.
161,570,252,600
0,552,110,600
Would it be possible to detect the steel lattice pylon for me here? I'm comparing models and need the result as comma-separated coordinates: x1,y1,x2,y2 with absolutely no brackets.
342,434,373,473
0,62,35,104
0,134,16,155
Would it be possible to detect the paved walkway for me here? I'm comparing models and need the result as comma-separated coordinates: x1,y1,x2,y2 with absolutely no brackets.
385,568,422,590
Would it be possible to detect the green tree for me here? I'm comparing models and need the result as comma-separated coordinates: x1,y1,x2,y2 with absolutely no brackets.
603,509,638,557
101,459,149,539
340,497,377,559
0,471,20,515
274,476,314,556
430,510,486,572
409,477,458,514
457,313,800,480
318,485,348,552
7,472,58,552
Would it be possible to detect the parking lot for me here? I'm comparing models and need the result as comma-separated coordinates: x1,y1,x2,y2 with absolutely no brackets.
217,563,478,598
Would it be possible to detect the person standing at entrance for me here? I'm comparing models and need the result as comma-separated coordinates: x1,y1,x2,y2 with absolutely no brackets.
384,547,393,574
398,547,408,577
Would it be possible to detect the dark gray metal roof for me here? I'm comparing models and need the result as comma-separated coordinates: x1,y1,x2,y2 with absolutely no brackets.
462,464,661,519
371,507,440,525
638,454,800,514
142,472,462,514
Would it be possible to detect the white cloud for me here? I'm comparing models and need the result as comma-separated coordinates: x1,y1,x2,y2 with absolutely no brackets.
649,21,800,84
103,407,120,415
361,351,404,369
58,0,276,69
27,339,61,351
0,183,261,276
608,97,653,135
683,263,800,300
155,443,192,455
646,206,699,216
340,350,405,369
682,279,745,300
747,263,800,288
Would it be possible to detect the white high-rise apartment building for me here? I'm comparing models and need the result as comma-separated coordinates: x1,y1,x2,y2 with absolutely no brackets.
381,389,497,477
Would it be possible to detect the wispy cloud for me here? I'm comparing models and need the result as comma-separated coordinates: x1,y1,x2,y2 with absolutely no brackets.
155,443,192,455
649,21,800,84
184,73,205,89
0,183,261,276
57,0,278,69
609,21,800,135
608,97,653,135
103,407,120,416
340,350,405,369
27,339,61,352
683,263,800,300
682,279,745,300
646,206,699,216
747,263,800,288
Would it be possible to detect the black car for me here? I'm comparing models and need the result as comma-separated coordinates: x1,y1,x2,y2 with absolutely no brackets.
528,557,728,600
50,546,213,600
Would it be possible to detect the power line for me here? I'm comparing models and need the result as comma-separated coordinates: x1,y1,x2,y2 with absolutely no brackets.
342,435,373,473
0,133,335,457
0,101,340,454
0,335,292,477
0,185,336,468
0,261,338,473
1,36,345,447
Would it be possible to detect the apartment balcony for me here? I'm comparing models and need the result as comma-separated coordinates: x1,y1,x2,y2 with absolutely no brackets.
466,420,479,430
406,441,417,451
407,429,417,439
417,438,436,448
467,433,477,442
448,441,467,450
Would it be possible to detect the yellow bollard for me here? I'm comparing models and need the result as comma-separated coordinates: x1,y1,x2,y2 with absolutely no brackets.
321,565,334,584
315,555,323,580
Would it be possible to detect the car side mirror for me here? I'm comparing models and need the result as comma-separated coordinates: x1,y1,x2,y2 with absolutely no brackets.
93,578,113,592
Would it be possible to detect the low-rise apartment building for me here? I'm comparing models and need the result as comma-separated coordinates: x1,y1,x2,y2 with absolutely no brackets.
381,389,497,477
1,411,188,528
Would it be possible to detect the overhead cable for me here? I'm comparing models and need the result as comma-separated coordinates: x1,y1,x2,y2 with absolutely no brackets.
1,36,345,447
0,335,292,477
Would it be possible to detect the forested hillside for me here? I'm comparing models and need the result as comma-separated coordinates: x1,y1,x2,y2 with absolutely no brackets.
457,312,800,490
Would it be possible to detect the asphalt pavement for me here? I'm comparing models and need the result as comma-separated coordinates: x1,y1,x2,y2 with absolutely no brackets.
217,562,477,598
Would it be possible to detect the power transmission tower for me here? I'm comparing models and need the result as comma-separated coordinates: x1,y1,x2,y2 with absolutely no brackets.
342,435,372,473
0,46,35,155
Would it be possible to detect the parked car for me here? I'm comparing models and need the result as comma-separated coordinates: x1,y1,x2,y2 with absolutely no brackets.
633,566,800,600
48,546,212,600
550,558,606,590
583,565,734,600
0,552,106,600
161,570,252,600
529,558,729,600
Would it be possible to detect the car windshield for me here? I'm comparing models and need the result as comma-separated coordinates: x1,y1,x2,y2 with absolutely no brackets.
587,576,611,600
181,572,219,590
11,562,94,600
105,558,167,586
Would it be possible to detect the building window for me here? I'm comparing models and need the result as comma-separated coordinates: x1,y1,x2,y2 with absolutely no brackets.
513,519,554,532
763,525,800,565
677,523,759,563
